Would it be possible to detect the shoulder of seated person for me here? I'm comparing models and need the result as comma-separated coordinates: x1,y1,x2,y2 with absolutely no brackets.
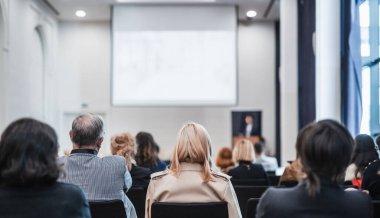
211,171,231,181
364,159,380,171
102,155,126,165
151,169,170,180
103,155,124,160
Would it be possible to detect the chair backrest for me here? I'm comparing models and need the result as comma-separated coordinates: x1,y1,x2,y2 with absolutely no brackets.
267,175,280,186
89,200,126,218
126,187,147,218
231,179,269,186
151,202,228,218
278,180,298,187
233,186,268,218
246,198,260,218
373,200,380,218
368,181,380,199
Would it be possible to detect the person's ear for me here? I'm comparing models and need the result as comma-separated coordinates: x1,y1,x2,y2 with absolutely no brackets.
96,137,104,149
69,130,73,140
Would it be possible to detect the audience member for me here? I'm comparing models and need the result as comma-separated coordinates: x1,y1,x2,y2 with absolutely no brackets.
59,113,137,218
361,135,380,199
215,147,235,173
135,131,167,173
228,139,268,183
362,160,380,200
145,122,242,218
0,118,90,218
345,134,379,189
254,143,278,172
256,120,373,218
111,132,151,188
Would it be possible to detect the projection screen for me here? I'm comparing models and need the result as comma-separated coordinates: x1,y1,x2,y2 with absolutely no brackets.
112,5,237,106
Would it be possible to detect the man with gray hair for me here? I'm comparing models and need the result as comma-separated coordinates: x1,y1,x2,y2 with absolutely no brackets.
59,113,137,218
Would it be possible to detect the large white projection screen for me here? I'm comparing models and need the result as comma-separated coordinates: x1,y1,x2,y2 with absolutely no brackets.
112,5,237,106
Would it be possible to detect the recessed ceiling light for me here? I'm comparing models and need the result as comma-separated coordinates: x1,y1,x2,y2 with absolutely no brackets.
246,10,257,18
75,10,86,18
116,0,215,2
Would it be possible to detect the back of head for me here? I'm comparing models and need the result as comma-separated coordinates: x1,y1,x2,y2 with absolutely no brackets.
70,113,104,147
233,139,255,163
110,132,135,156
216,147,234,169
170,122,213,181
352,134,379,177
254,143,263,155
135,131,157,167
0,118,61,186
298,119,354,196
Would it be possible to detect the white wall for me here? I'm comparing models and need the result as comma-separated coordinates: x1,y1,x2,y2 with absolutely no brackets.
1,0,59,131
57,21,276,160
0,0,6,132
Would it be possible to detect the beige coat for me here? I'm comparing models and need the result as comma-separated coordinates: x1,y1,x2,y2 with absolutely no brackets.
145,162,242,218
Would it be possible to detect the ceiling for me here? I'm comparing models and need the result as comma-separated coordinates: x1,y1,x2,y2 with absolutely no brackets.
45,0,280,21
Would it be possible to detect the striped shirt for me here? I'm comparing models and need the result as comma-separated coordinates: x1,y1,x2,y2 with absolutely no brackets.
58,149,137,218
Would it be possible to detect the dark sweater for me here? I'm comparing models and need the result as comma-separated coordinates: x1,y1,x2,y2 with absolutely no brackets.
228,161,268,182
257,179,372,218
0,182,91,218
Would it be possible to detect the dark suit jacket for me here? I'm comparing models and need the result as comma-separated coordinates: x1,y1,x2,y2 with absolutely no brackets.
0,182,90,218
228,161,268,183
256,179,373,218
239,123,260,136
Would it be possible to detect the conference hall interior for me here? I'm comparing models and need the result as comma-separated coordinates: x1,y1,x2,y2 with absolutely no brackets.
0,0,378,218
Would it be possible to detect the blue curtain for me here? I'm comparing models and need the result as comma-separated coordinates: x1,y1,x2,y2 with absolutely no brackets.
341,0,362,136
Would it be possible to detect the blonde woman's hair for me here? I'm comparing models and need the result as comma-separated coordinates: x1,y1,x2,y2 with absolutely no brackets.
170,122,214,182
233,139,255,163
110,132,135,157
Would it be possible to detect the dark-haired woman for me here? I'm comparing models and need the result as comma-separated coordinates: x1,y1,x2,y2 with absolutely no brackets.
345,134,379,189
0,118,90,218
135,131,167,173
256,120,372,218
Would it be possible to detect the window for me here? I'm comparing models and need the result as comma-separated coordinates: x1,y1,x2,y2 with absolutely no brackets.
359,0,380,134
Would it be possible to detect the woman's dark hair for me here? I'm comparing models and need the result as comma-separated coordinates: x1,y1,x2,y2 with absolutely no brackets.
298,119,354,196
0,118,62,186
135,132,158,168
351,134,379,178
295,123,314,159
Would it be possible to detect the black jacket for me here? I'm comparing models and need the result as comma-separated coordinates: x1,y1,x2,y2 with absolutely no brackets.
130,164,151,188
228,161,268,182
0,182,90,218
256,179,373,218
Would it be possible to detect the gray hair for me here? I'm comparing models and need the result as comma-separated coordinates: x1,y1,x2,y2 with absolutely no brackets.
71,113,104,147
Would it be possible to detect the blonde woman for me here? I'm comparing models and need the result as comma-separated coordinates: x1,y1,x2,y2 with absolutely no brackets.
110,132,151,188
145,122,242,218
228,139,268,183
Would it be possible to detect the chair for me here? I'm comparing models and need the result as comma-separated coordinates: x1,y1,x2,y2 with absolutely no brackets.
89,200,126,218
278,180,298,187
231,179,269,186
246,198,260,218
151,202,228,218
373,200,380,218
126,186,147,218
233,186,268,218
368,181,380,200
267,175,280,186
